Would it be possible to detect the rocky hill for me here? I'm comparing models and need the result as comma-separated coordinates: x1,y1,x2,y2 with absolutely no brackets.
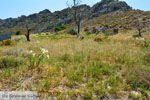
0,0,132,33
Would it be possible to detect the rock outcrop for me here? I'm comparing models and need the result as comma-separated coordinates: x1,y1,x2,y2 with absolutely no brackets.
90,0,131,18
0,0,132,33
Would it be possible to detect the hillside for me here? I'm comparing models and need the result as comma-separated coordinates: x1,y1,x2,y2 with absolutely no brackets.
82,10,150,32
0,0,150,100
0,32,150,99
0,0,131,33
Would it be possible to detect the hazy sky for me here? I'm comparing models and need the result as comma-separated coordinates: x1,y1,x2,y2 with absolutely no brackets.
0,0,150,19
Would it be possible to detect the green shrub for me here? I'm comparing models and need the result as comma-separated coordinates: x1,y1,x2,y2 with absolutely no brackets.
67,29,77,35
15,31,21,35
0,57,24,68
54,25,66,32
0,39,16,46
28,54,44,68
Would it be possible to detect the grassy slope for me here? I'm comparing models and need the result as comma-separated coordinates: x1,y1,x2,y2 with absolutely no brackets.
0,31,150,99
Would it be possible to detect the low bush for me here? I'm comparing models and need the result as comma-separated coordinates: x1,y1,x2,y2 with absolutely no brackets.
67,29,77,35
0,56,24,68
15,31,21,35
0,39,16,46
54,25,66,32
4,48,27,57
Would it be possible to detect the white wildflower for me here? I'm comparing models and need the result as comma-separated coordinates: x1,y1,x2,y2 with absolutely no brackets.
135,37,139,40
136,37,145,41
131,91,141,96
139,37,145,41
141,38,145,41
46,55,50,59
32,53,36,57
107,86,111,89
40,48,49,54
29,50,33,53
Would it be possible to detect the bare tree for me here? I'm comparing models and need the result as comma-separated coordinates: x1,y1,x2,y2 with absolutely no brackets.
25,25,31,41
67,0,84,40
134,19,147,37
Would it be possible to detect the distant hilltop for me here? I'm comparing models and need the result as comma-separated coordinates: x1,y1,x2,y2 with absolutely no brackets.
0,0,132,33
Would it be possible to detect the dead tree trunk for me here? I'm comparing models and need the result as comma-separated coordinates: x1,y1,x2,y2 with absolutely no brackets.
68,0,83,39
76,19,81,38
135,19,147,38
73,9,81,38
25,25,31,41
138,29,142,37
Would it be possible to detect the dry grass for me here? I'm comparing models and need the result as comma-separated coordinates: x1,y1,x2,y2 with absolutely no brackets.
0,32,150,99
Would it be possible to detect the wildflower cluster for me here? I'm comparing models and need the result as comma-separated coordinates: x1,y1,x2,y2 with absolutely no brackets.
28,48,49,68
40,48,49,59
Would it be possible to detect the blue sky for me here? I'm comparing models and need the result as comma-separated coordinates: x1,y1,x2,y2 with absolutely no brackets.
0,0,150,19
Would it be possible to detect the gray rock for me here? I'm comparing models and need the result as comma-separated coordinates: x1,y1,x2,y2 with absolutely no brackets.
90,1,132,19
98,26,109,32
91,27,99,34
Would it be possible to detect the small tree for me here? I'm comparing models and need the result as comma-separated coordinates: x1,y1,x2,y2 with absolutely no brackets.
67,0,84,39
134,19,147,37
25,25,31,41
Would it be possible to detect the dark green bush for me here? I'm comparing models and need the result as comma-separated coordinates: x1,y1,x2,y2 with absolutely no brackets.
0,57,24,68
54,25,66,32
15,31,21,35
67,29,77,35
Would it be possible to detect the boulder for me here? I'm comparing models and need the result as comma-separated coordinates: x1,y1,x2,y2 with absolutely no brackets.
98,26,109,33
